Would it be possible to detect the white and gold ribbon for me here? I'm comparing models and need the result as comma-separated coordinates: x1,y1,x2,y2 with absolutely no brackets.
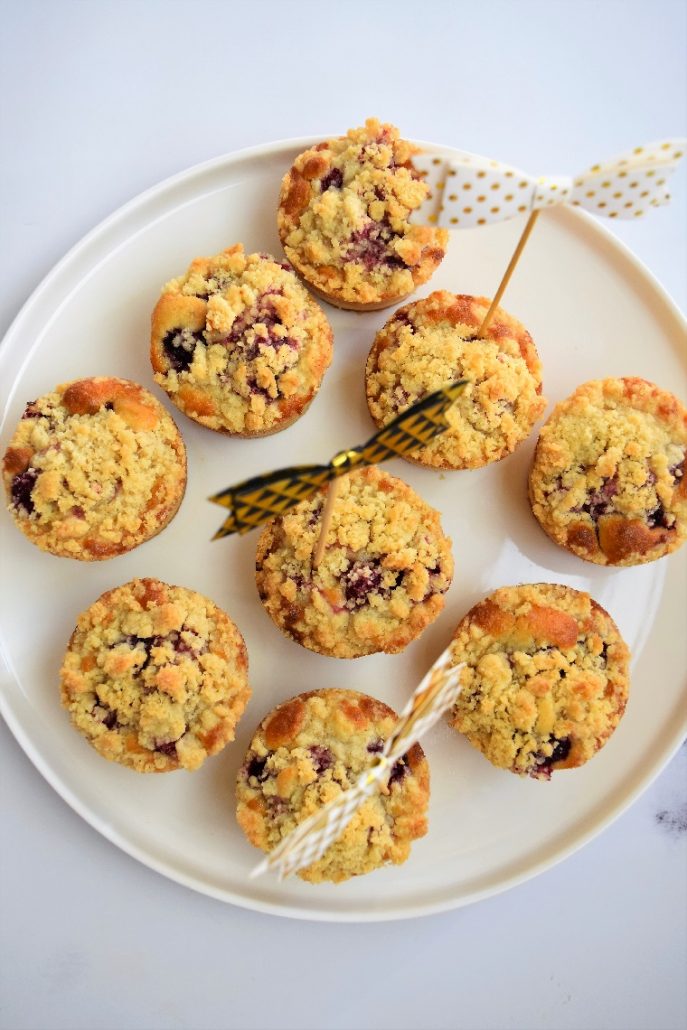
414,139,686,228
250,649,464,881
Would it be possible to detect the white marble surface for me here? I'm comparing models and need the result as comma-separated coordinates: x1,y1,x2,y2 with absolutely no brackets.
1,2,686,1028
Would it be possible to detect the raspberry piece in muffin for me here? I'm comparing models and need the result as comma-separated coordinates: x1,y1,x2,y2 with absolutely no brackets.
60,578,250,772
236,689,429,883
529,377,687,566
255,466,453,658
2,378,186,560
151,244,333,435
447,583,630,779
365,292,546,469
277,118,448,311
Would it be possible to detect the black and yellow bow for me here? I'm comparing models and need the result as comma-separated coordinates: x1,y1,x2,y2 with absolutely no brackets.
209,380,469,538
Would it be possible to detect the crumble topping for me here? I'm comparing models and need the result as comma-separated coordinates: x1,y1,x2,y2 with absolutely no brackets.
366,292,546,469
236,689,429,882
2,378,186,560
448,583,630,778
277,118,448,306
255,466,453,658
151,244,333,434
60,578,250,772
529,377,687,565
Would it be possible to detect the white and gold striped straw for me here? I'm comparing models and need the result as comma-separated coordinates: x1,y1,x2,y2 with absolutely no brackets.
250,648,464,881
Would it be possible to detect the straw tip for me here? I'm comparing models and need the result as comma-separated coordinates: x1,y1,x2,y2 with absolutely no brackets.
249,859,270,880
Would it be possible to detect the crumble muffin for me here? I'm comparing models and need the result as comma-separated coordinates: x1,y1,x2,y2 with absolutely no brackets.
60,578,250,772
151,244,333,435
365,292,546,469
447,583,630,779
236,688,429,883
277,118,448,311
2,378,186,560
255,466,453,658
529,377,687,565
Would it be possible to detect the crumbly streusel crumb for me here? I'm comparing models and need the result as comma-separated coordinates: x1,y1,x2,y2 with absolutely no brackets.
151,244,333,435
60,578,250,772
236,689,429,882
448,583,630,779
255,466,453,658
529,377,687,566
2,378,186,560
366,292,546,469
277,118,448,307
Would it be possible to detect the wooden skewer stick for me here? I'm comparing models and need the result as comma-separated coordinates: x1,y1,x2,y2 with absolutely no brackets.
313,477,343,568
312,213,542,567
477,209,541,337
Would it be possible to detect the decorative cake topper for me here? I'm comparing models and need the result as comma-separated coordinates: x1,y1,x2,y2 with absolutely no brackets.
312,476,342,568
250,647,465,881
414,139,686,229
209,379,469,539
414,139,686,337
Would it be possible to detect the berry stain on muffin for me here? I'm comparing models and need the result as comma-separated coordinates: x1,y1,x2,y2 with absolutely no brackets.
151,244,333,436
255,467,453,658
60,578,250,773
365,292,546,470
277,118,448,310
2,378,186,560
236,689,430,883
447,583,631,779
529,377,687,566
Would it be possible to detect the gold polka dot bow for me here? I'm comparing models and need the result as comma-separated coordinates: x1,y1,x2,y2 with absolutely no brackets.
414,139,686,228
209,379,468,538
250,648,465,880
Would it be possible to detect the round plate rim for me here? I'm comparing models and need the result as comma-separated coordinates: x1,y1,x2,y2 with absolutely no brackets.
1,135,685,922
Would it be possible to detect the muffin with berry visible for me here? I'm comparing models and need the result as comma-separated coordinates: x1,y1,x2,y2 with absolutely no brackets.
447,583,630,779
60,578,250,772
2,377,186,560
529,377,687,566
151,244,333,436
255,466,453,658
277,118,448,311
236,688,429,883
365,292,546,469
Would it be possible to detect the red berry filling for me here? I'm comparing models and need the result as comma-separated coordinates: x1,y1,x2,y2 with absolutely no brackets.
163,327,204,373
531,736,572,779
11,468,38,514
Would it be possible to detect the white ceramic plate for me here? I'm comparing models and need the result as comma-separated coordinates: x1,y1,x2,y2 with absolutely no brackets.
1,139,686,922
